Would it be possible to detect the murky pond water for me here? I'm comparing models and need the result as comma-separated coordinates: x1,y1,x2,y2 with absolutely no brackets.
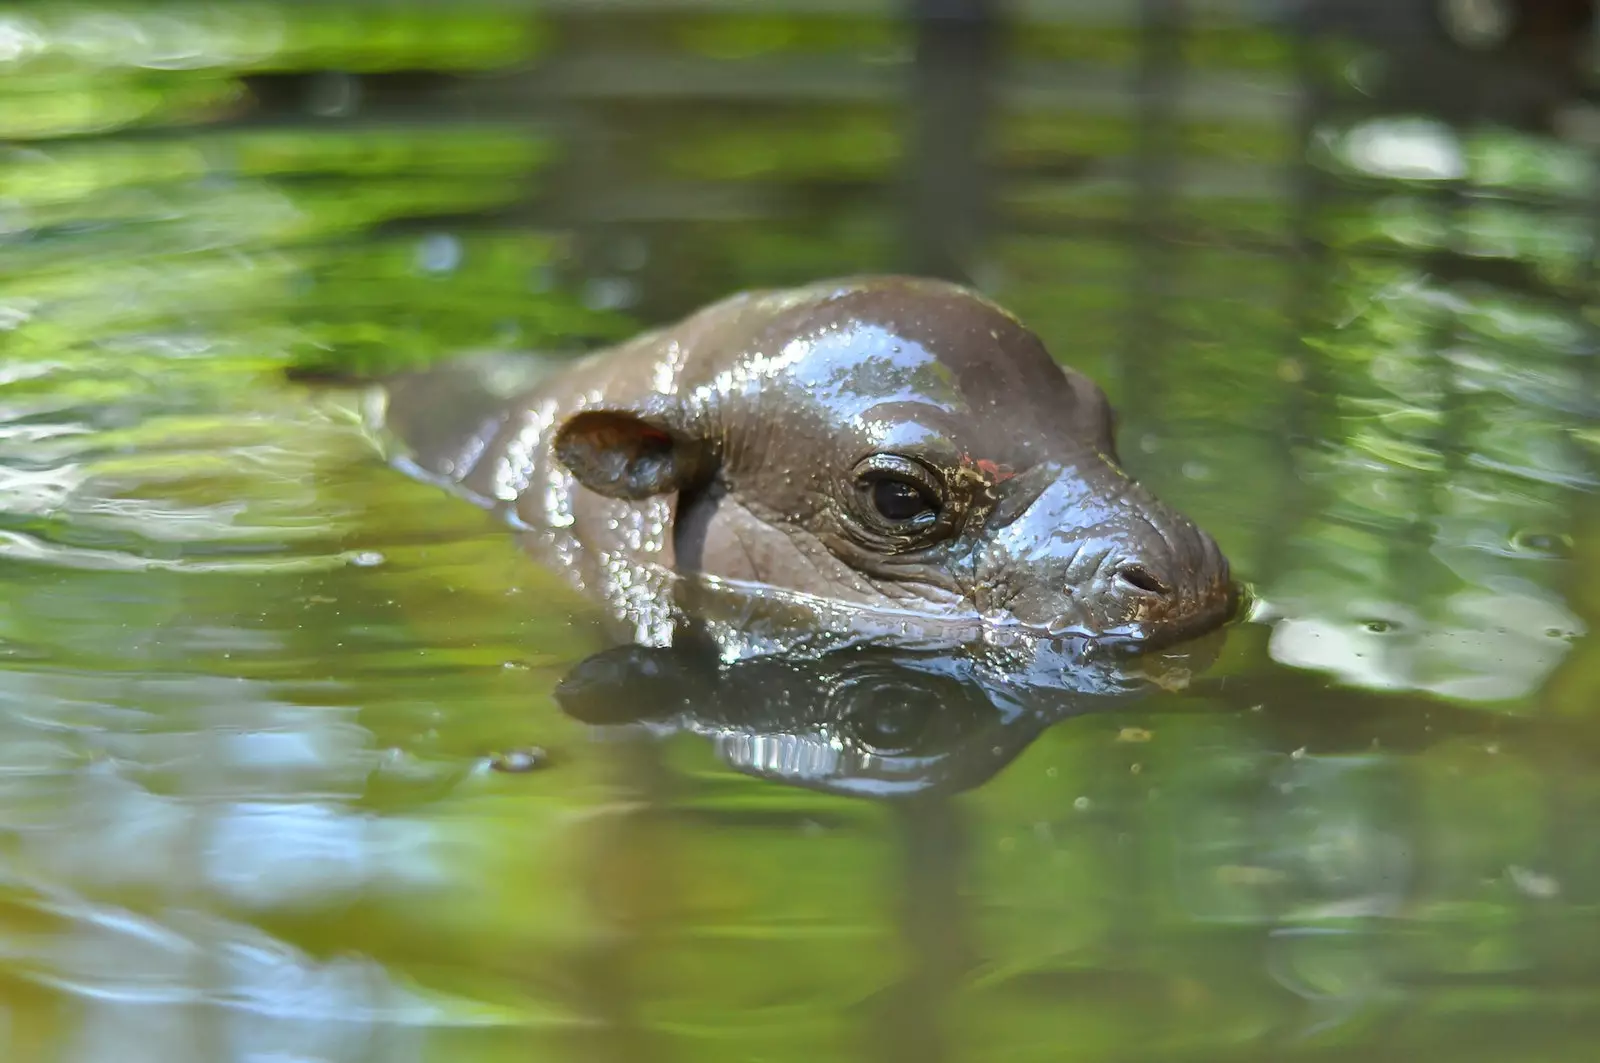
1,2,1598,1060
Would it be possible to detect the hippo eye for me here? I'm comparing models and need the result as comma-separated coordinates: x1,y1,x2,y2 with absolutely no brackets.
871,479,936,523
853,454,943,530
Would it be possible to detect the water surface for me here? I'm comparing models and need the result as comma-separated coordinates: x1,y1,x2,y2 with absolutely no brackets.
0,2,1597,1060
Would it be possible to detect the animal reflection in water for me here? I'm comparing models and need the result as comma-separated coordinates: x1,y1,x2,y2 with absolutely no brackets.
554,625,1225,799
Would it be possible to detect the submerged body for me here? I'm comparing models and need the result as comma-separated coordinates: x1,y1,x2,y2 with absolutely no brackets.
373,276,1236,651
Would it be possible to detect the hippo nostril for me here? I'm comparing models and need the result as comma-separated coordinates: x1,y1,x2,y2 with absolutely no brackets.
1113,564,1170,598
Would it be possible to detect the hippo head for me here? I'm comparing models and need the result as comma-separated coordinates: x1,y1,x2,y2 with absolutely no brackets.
552,276,1237,649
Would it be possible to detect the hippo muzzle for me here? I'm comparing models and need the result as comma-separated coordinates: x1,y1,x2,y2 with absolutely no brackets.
976,463,1236,646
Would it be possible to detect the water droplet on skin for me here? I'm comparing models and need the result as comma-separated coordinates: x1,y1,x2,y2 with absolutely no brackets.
1045,614,1079,637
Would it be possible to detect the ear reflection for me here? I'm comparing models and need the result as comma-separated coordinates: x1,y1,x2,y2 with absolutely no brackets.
554,633,1224,799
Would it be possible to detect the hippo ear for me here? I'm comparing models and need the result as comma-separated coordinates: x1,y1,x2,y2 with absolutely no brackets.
1060,366,1120,461
552,408,714,500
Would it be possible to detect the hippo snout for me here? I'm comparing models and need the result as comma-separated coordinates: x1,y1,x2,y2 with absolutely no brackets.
1074,517,1235,641
981,476,1236,647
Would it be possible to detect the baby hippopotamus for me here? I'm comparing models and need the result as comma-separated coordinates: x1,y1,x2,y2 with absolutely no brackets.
371,276,1236,650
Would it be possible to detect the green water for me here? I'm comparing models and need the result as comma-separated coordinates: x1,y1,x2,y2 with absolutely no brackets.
1,2,1597,1060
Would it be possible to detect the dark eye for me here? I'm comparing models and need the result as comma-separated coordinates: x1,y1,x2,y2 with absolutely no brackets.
851,454,945,533
870,477,938,524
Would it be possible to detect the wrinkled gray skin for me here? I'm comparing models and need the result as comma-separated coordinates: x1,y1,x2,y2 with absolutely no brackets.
373,275,1236,650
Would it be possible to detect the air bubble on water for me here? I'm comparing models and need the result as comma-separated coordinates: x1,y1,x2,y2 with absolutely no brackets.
1181,461,1210,481
584,276,636,311
1511,529,1570,557
416,232,462,274
307,70,361,117
349,550,384,568
1073,796,1090,811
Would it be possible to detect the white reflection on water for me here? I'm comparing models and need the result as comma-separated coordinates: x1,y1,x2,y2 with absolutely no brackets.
1260,587,1581,701
0,888,455,1063
1338,117,1466,182
203,802,446,910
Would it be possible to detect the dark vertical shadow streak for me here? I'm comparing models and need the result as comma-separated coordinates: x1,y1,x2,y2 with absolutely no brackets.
558,738,684,1063
1328,15,1473,1041
842,6,1000,1058
519,7,642,324
901,0,998,283
857,797,972,1063
1094,0,1202,949
1115,0,1185,433
1531,2,1600,993
1254,1,1340,591
510,13,680,1063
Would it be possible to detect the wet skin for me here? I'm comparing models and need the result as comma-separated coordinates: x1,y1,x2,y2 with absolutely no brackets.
375,275,1237,649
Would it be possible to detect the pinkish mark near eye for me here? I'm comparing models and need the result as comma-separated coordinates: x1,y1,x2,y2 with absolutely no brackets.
975,459,1015,483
